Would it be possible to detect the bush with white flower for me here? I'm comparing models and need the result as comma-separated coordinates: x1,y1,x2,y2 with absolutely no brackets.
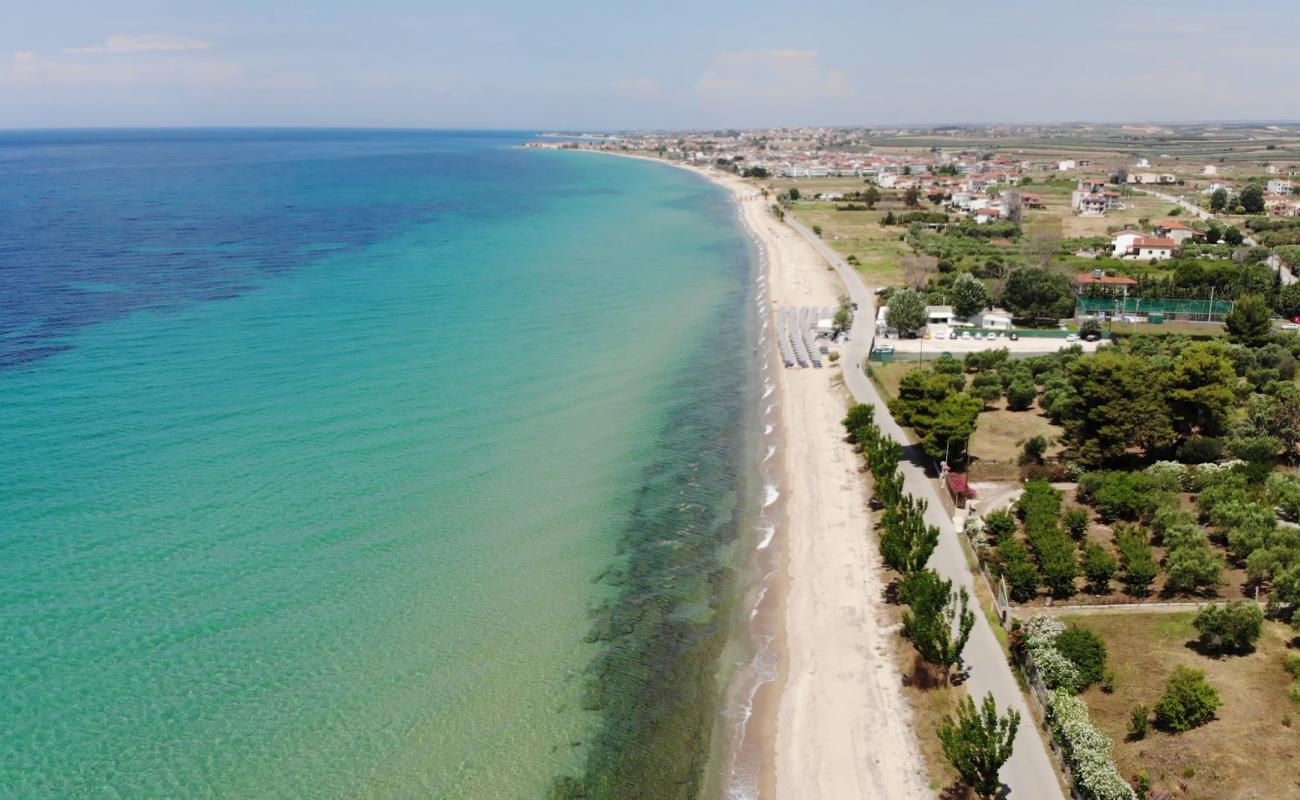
1021,617,1082,692
1047,690,1135,800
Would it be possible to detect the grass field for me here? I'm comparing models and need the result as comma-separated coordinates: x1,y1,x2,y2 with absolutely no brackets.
1060,612,1300,800
789,200,911,286
967,402,1063,481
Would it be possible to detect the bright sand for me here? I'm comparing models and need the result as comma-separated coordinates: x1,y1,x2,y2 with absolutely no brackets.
705,168,932,800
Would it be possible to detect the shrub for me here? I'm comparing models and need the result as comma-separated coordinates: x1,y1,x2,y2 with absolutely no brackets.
1054,626,1108,690
1082,542,1117,594
1128,705,1149,740
1176,436,1223,464
1285,653,1300,680
1154,666,1221,732
983,509,1016,543
1007,380,1037,411
1064,507,1090,540
1088,472,1152,523
997,538,1040,602
1115,527,1158,596
1021,435,1049,465
1192,601,1264,653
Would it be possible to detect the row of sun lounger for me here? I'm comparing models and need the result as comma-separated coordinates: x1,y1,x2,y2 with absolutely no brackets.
777,306,835,369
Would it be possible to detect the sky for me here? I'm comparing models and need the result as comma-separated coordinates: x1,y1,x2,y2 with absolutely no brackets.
3,0,1299,130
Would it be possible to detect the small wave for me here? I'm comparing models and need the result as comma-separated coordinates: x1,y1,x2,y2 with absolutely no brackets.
764,424,773,435
755,523,776,551
764,402,775,415
762,444,776,463
761,382,774,399
762,484,779,508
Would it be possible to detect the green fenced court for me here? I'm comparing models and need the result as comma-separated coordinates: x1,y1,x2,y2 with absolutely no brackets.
1075,296,1235,322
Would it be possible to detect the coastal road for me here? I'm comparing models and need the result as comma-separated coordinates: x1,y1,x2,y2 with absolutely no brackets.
783,216,1067,800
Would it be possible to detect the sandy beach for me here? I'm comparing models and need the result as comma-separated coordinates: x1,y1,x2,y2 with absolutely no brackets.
564,150,931,798
708,168,931,799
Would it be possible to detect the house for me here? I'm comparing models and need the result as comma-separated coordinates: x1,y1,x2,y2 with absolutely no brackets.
1076,270,1139,291
1113,235,1177,260
1136,158,1151,168
1058,160,1077,172
1202,164,1218,176
1022,193,1045,209
974,309,1013,330
1075,193,1108,216
925,305,955,332
1152,220,1201,245
1268,179,1293,195
1071,178,1124,216
973,208,1003,224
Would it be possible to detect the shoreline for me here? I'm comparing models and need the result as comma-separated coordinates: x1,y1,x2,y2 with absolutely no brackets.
574,149,930,799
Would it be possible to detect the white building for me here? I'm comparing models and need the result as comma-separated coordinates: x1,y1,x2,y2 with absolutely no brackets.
1268,179,1293,195
1057,160,1076,172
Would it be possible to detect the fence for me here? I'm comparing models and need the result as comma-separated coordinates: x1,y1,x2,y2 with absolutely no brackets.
1075,295,1235,322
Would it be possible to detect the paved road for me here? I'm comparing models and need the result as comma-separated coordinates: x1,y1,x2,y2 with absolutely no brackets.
1137,187,1296,285
785,216,1066,800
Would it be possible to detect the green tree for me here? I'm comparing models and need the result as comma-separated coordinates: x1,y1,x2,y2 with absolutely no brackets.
1209,188,1228,213
1059,351,1175,467
787,187,801,201
1192,601,1264,653
1225,294,1273,346
951,272,990,319
881,494,940,575
937,693,1020,799
886,288,927,335
922,391,983,463
1164,541,1225,595
904,185,921,208
1224,226,1245,246
1168,342,1238,436
901,569,975,680
863,185,882,209
1154,666,1221,732
1239,183,1266,214
983,509,1017,543
1001,267,1075,320
1081,542,1117,593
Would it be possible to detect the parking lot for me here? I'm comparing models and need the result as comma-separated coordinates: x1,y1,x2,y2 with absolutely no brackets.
877,329,1103,356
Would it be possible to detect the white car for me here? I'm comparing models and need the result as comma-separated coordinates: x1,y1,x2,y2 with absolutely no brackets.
986,332,998,340
960,331,973,340
1065,333,1080,342
1281,323,1300,331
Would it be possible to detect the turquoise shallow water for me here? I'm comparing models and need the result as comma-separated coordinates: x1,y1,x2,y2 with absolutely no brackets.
0,132,757,798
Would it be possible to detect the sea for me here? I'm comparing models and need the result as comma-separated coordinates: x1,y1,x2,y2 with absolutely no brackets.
0,130,780,799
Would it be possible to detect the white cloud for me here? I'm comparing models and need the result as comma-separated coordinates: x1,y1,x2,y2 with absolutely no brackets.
63,34,213,54
13,51,38,81
694,49,851,115
612,77,663,100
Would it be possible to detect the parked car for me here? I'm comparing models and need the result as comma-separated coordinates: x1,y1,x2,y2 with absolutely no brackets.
949,330,959,340
1065,333,1080,342
1282,322,1300,331
960,331,973,340
1008,332,1019,341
